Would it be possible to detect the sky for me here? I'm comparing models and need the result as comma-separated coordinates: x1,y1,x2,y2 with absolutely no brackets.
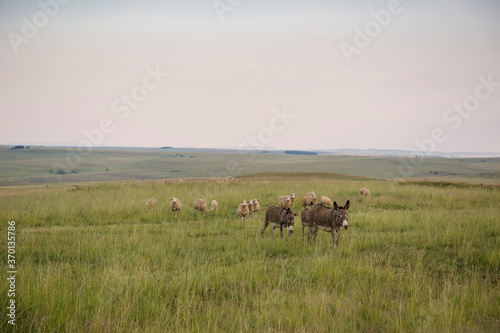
1,0,499,153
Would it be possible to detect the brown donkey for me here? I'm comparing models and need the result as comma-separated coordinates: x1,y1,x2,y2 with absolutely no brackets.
261,206,297,239
306,200,349,250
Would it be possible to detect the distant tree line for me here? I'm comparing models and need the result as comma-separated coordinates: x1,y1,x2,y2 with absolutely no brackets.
10,145,31,150
284,150,317,155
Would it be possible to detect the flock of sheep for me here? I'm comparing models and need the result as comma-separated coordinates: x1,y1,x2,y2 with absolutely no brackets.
237,199,261,221
145,197,218,213
143,184,371,249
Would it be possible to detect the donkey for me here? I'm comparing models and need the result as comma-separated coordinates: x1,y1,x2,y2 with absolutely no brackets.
306,200,350,250
261,206,298,239
301,209,309,240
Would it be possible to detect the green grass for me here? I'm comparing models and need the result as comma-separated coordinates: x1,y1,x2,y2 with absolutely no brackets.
1,174,499,332
1,147,500,186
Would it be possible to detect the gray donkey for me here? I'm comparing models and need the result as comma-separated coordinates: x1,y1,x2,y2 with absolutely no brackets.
306,201,350,249
261,206,297,239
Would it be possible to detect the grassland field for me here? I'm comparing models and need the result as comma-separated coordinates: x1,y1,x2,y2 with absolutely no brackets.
0,148,499,332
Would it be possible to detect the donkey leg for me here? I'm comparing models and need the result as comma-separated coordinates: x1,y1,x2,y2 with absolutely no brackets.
260,221,269,237
312,225,318,242
307,225,313,244
333,229,342,250
308,224,317,245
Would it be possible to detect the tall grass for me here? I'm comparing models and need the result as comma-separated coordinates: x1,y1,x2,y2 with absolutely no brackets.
1,175,499,332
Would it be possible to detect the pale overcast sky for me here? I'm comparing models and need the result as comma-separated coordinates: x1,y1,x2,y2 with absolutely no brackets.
1,0,499,152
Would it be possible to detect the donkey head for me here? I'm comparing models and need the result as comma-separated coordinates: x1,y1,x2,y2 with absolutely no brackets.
281,208,298,236
334,200,350,229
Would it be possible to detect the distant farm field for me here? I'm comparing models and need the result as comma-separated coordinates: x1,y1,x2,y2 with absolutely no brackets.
1,147,500,186
1,173,499,332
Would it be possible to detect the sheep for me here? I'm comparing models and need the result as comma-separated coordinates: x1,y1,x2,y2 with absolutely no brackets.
252,199,261,215
208,177,216,183
211,200,218,211
194,199,209,212
164,179,173,185
301,195,318,209
170,197,182,214
178,179,185,184
216,178,229,184
360,188,371,197
277,195,292,209
230,177,241,183
290,193,297,205
320,195,333,206
145,197,157,209
237,200,250,221
305,191,316,198
248,200,255,216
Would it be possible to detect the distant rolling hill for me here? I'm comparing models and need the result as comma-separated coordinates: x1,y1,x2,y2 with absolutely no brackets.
1,146,499,186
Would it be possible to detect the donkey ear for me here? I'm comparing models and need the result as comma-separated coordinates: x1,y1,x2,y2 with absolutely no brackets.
334,201,338,210
345,200,350,210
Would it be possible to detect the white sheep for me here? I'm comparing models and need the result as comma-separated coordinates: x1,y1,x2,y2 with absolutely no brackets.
277,195,292,209
178,179,185,184
237,200,250,221
305,191,316,197
194,199,209,212
211,200,218,211
360,188,371,197
145,197,157,209
290,193,296,205
320,195,333,206
170,197,182,214
248,200,255,216
252,199,261,214
301,195,317,208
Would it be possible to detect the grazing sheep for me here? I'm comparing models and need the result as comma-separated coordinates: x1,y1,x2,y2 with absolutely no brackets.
252,199,261,214
145,197,157,209
211,200,218,211
261,206,298,238
178,179,185,184
360,188,371,196
248,200,255,216
230,177,241,183
170,197,182,214
208,177,216,183
194,199,209,212
277,195,292,209
305,191,316,197
290,193,297,205
301,195,318,208
320,195,333,206
164,179,173,185
237,200,250,221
